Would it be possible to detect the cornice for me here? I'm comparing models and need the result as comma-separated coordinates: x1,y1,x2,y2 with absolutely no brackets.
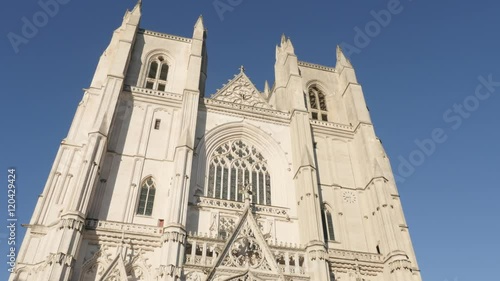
83,219,163,248
310,120,354,139
298,61,336,73
329,248,383,262
138,29,192,43
201,98,291,126
85,219,162,236
191,197,290,219
123,85,183,107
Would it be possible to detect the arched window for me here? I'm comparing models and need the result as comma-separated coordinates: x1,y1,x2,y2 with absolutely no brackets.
144,56,169,91
206,140,271,205
307,85,328,121
321,205,335,241
136,177,156,216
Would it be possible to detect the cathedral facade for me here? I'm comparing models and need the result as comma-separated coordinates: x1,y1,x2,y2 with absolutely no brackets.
11,2,423,281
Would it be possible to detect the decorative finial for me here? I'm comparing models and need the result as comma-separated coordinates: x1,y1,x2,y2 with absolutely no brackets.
239,65,245,73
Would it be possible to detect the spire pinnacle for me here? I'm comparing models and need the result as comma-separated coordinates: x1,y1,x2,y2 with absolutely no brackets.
281,33,287,45
336,45,353,68
277,33,294,54
239,65,245,73
125,0,141,25
195,14,204,29
132,0,142,11
193,15,206,39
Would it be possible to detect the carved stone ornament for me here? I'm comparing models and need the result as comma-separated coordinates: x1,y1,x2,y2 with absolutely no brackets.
205,207,285,281
211,73,271,109
230,237,264,268
186,271,203,281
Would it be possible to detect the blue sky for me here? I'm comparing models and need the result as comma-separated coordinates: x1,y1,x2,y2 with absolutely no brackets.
1,0,499,280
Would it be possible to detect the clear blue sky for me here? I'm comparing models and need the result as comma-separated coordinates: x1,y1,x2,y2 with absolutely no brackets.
1,0,499,280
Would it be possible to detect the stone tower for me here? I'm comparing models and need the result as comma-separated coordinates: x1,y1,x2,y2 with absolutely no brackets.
11,2,423,281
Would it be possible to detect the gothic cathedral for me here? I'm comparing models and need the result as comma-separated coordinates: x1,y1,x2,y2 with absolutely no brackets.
11,2,423,281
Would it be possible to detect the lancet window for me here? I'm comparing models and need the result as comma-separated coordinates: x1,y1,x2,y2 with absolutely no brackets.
136,177,156,216
322,205,336,241
307,85,328,121
144,55,169,91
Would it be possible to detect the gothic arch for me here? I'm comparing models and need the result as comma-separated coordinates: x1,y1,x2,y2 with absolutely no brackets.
322,202,336,241
139,48,176,91
135,176,157,216
305,81,331,122
305,80,333,97
190,121,290,206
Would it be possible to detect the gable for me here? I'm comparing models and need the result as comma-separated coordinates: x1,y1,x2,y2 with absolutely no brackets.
206,206,284,281
211,72,272,109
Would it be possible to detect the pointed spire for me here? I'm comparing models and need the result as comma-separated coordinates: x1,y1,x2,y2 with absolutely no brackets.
132,0,142,14
195,15,204,29
122,0,141,26
277,33,295,54
263,80,270,97
286,36,294,50
193,15,206,39
336,45,353,68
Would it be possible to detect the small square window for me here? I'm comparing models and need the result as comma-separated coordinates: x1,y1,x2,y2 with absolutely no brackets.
321,114,328,122
154,119,161,130
311,112,318,120
158,83,166,92
145,82,154,89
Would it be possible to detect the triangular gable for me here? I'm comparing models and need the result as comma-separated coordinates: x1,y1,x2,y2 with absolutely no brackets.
206,206,283,280
99,253,128,281
211,71,272,109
